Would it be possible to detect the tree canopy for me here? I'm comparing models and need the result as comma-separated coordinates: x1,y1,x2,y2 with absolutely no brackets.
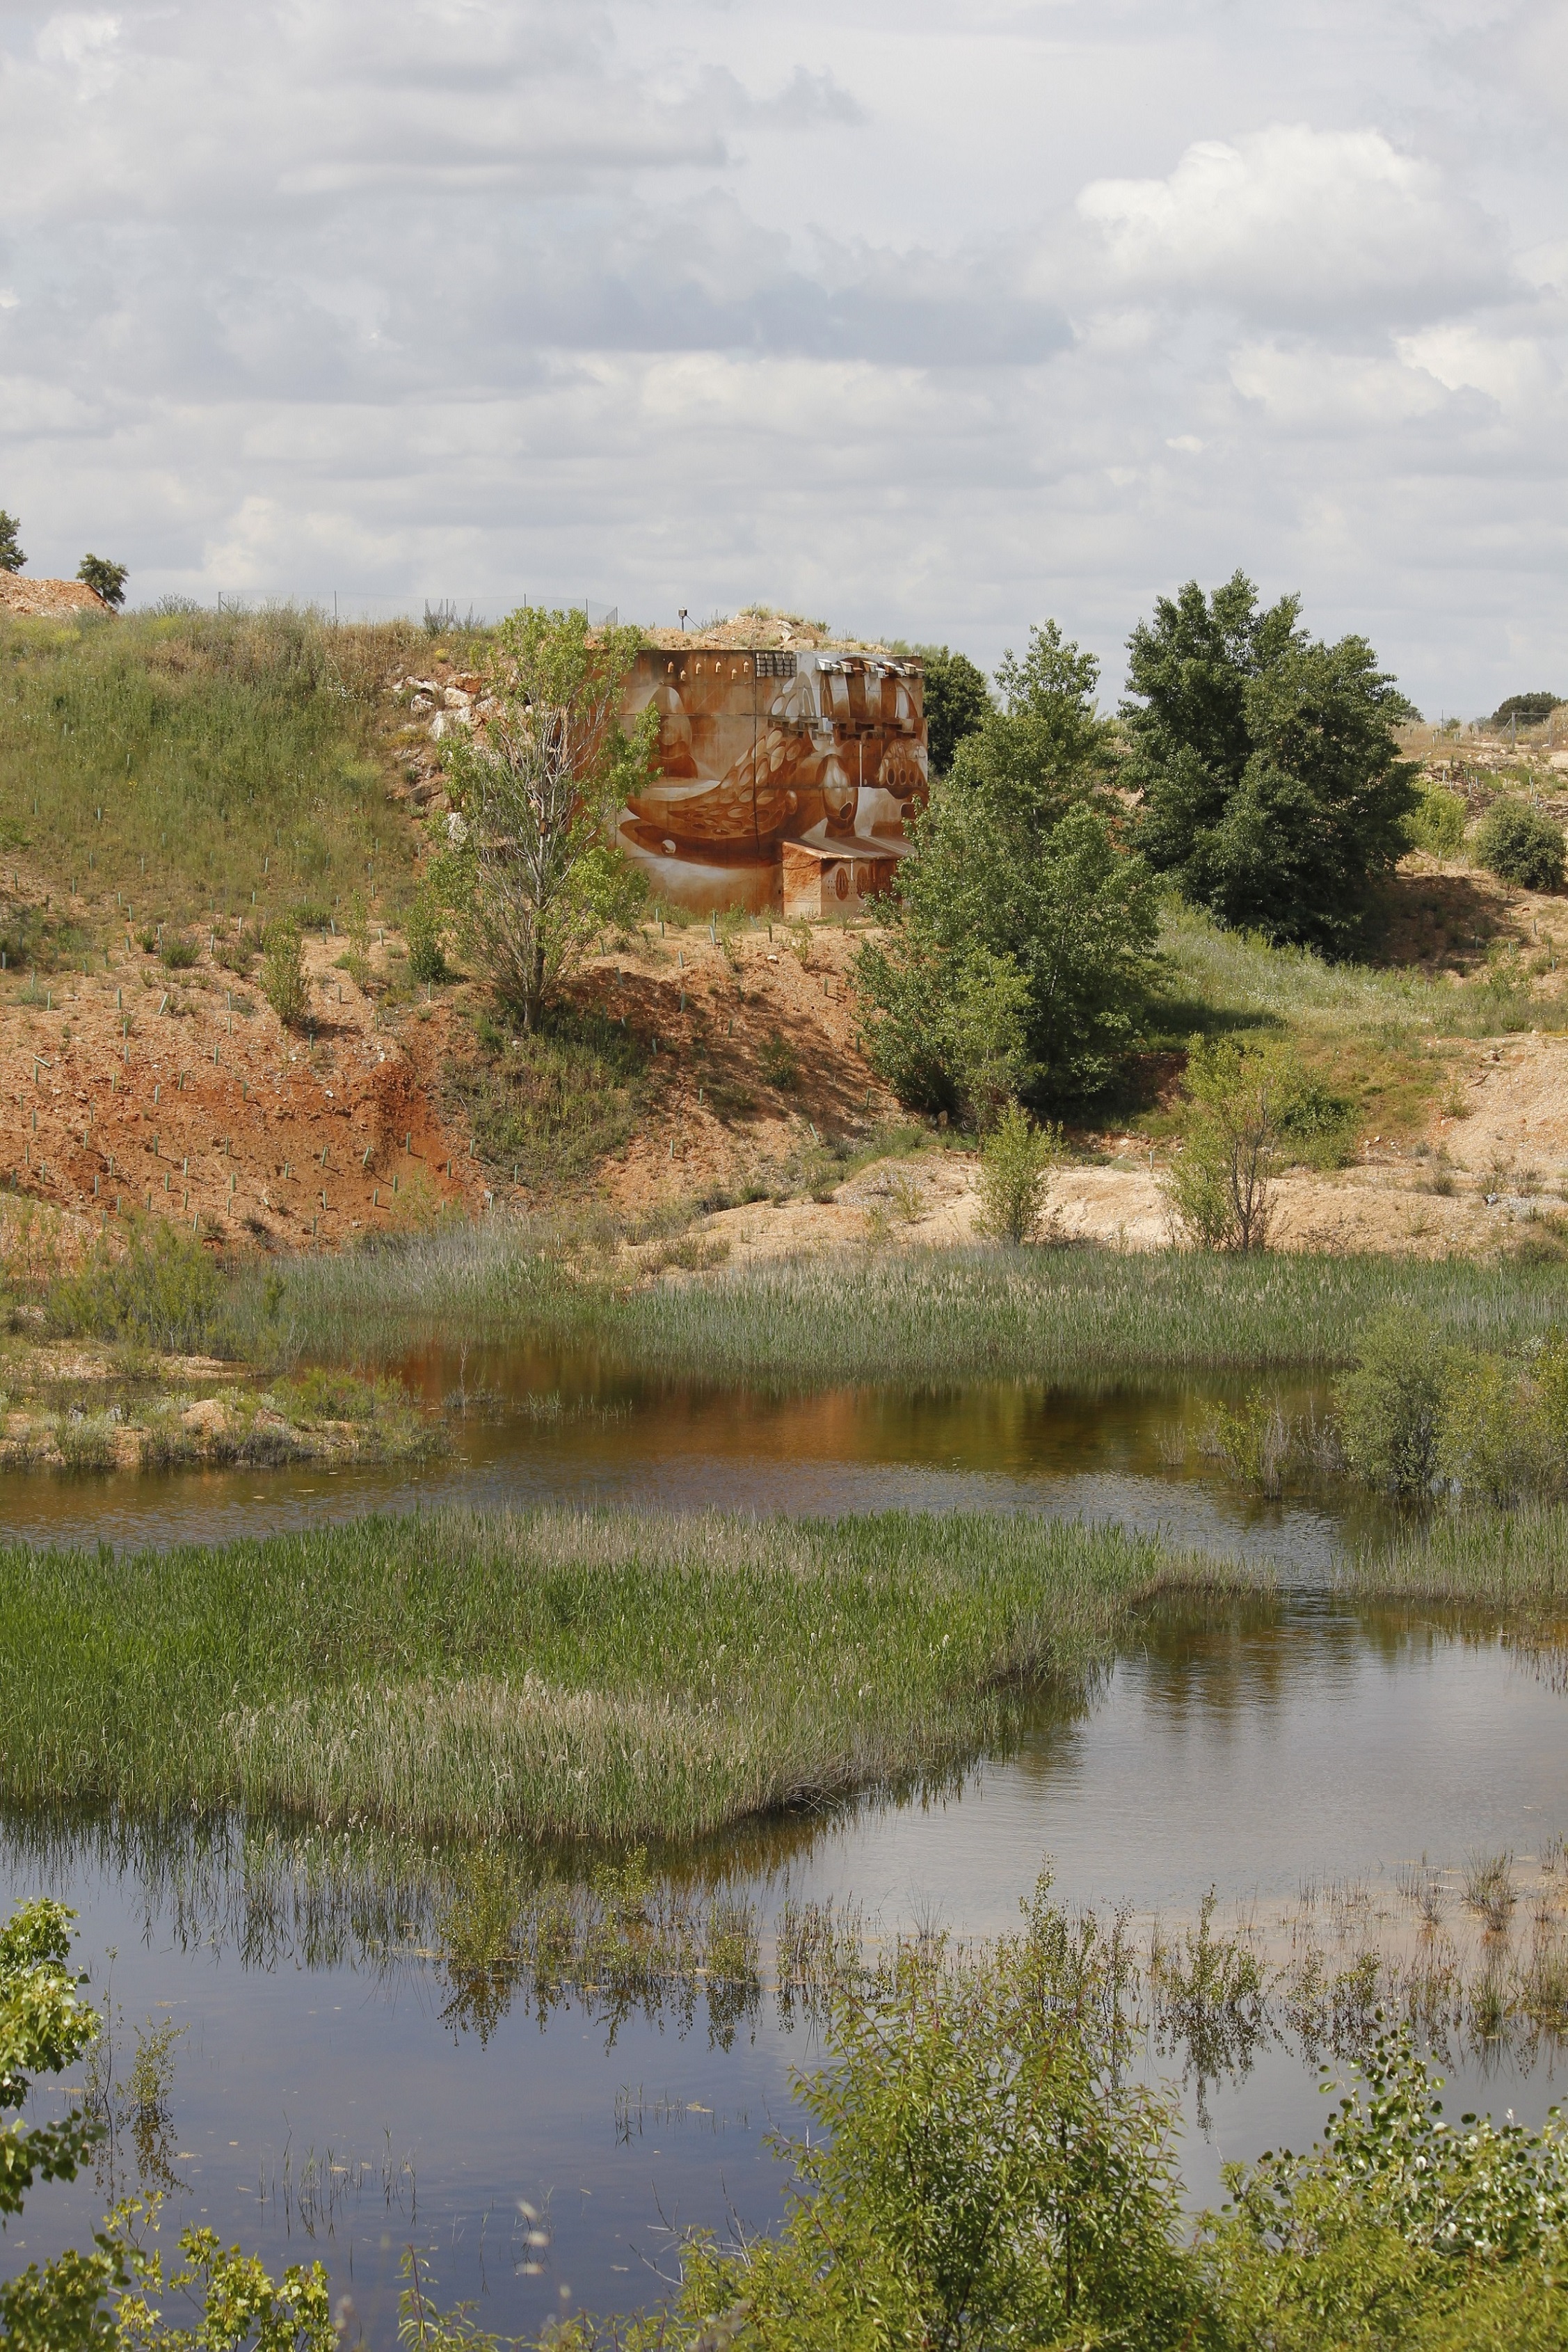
857,623,1159,1117
0,510,23,574
1123,571,1419,954
913,644,991,775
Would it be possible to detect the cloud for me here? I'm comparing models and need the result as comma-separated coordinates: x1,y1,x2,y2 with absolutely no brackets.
0,0,1563,718
1077,124,1507,324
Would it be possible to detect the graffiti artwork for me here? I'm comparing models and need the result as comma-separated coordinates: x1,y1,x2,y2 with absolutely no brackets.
618,642,927,914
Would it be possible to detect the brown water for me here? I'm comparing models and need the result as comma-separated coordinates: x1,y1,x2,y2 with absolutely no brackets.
2,1356,1562,2342
0,1342,1375,1573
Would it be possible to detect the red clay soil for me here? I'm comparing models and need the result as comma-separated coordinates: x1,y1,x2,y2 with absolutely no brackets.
0,856,895,1253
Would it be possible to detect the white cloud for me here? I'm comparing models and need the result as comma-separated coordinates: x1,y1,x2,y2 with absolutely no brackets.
1077,124,1505,323
0,0,1563,716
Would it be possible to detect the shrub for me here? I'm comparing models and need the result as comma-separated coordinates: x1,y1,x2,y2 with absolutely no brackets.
975,1102,1062,1245
758,1033,799,1090
444,1014,646,1192
1405,780,1468,859
1475,798,1565,891
405,888,448,984
45,1218,228,1355
1335,1310,1446,1493
76,553,128,610
1164,1035,1288,1251
259,920,307,1028
160,935,200,970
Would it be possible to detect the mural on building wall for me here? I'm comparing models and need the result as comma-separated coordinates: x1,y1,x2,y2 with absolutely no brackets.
618,645,927,914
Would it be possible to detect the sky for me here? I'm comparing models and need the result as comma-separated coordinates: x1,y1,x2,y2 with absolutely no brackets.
0,0,1563,711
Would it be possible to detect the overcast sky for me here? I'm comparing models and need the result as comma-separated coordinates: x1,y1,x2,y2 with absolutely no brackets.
1,0,1563,709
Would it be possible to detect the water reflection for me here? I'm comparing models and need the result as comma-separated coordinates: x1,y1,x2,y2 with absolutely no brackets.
0,1347,1383,1573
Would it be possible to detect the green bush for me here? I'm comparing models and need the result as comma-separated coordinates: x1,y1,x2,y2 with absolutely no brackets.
1405,780,1468,859
259,920,307,1028
758,1032,799,1090
159,935,201,970
975,1102,1062,1244
444,1013,646,1192
45,1220,228,1356
406,887,449,985
1335,1309,1446,1493
1475,798,1565,891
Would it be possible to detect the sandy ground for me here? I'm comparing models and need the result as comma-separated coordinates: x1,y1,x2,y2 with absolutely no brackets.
8,820,1568,1267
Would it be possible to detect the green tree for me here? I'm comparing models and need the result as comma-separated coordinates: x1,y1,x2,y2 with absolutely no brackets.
444,607,652,1033
0,509,23,573
913,644,991,776
671,1882,1206,2352
77,555,128,610
1125,571,1419,953
0,1899,335,2351
856,623,1160,1115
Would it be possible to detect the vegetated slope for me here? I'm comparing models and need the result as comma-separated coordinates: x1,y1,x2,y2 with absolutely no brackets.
0,604,418,924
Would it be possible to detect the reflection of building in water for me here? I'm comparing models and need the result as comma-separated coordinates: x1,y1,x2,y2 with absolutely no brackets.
619,637,927,914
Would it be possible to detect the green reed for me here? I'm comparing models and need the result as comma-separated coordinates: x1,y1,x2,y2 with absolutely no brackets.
1345,1502,1568,1612
0,1507,1247,1844
237,1219,1568,1386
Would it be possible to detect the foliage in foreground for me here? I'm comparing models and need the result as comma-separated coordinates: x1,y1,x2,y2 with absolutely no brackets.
1337,1308,1568,1503
555,1891,1568,2352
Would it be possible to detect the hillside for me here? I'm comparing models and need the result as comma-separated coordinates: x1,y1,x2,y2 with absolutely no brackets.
4,608,1568,1272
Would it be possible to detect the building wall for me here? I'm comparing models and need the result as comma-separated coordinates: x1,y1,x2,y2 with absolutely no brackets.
618,646,926,914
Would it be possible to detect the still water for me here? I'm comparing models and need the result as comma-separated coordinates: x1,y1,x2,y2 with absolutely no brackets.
0,1343,1367,1573
3,1358,1564,2342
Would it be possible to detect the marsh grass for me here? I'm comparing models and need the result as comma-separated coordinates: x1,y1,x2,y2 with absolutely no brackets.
232,1221,1568,1388
1343,1503,1568,1614
0,1507,1249,1844
0,605,416,927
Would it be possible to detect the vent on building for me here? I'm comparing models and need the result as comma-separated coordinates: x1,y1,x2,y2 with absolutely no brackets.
754,651,797,678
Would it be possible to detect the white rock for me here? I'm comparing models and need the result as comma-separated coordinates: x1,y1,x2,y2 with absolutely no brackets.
446,811,470,845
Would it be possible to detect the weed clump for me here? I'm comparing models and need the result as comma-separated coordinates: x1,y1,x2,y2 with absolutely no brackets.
259,920,307,1028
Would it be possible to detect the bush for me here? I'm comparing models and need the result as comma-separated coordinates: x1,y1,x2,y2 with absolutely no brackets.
160,935,201,970
1405,781,1468,859
444,1015,646,1192
406,888,449,985
1335,1310,1446,1493
1474,797,1565,891
758,1033,799,1090
1163,1035,1288,1251
259,921,307,1027
45,1218,228,1356
975,1103,1062,1244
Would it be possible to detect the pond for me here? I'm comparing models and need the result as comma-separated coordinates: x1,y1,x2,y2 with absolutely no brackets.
0,1342,1375,1571
3,1353,1565,2343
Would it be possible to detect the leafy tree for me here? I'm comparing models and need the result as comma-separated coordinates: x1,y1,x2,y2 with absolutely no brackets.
857,623,1160,1115
1491,691,1562,729
913,644,991,775
0,1898,335,2350
77,555,128,609
443,607,653,1033
669,1881,1206,2352
1474,797,1565,891
1125,571,1420,953
0,509,22,573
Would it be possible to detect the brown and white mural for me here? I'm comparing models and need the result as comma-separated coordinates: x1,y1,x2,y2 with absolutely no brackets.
618,642,927,915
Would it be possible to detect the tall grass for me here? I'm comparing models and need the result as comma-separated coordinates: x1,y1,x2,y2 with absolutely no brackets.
1158,900,1537,1039
0,1507,1245,1843
0,605,417,929
1345,1504,1568,1612
237,1221,1568,1385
